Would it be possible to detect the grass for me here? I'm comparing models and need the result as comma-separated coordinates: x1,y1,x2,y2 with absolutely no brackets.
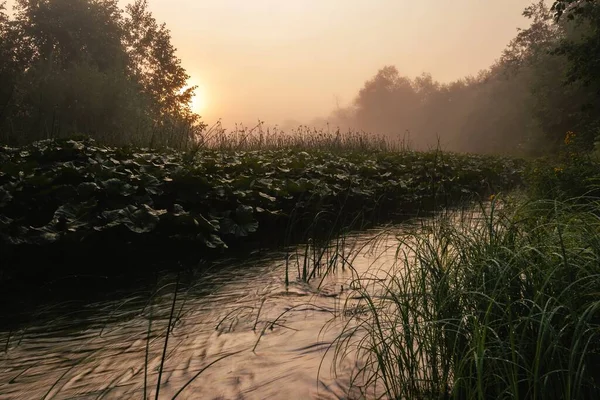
326,196,600,399
4,173,599,397
193,121,408,152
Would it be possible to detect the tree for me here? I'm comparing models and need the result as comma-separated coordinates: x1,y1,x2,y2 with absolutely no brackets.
553,1,600,84
550,0,600,148
123,0,196,121
0,0,203,147
6,0,138,141
14,0,126,71
353,66,419,137
552,0,595,20
326,1,600,154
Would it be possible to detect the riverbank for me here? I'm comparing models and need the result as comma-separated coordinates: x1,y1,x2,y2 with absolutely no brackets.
2,140,599,398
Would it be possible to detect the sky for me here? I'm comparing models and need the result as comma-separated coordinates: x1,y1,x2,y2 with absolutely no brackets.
8,0,535,127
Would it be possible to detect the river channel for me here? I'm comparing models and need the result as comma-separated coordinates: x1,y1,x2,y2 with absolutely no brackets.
0,213,456,399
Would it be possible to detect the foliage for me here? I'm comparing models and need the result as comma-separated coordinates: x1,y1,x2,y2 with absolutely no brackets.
328,1,600,154
0,138,525,280
552,0,600,110
526,131,600,199
334,198,600,399
123,0,198,124
0,0,203,148
552,0,595,20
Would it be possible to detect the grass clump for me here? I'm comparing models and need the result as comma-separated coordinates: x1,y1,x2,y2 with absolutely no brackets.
334,197,600,399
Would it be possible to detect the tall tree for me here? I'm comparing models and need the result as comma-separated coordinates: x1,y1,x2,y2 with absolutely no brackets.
123,0,195,120
14,0,126,71
353,66,419,137
550,0,600,147
0,0,203,147
7,0,136,141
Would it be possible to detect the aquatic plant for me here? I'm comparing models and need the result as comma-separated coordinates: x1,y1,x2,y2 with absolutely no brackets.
332,197,600,399
0,138,525,281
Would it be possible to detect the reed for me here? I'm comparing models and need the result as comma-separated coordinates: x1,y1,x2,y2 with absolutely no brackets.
331,196,600,399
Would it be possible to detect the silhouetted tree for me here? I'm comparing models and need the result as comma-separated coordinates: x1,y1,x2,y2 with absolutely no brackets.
549,0,600,147
124,0,196,121
552,0,595,19
329,0,600,154
0,0,203,147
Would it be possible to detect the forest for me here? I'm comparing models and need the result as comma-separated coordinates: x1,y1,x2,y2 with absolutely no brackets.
322,0,600,154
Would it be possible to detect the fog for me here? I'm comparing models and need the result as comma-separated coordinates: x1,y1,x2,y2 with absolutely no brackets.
3,0,599,153
293,1,599,154
121,0,534,127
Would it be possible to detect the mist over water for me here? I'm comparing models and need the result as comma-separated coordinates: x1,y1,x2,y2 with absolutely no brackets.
4,1,597,154
205,1,597,156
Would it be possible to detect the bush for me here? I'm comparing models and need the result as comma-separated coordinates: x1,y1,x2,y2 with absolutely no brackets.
527,131,600,199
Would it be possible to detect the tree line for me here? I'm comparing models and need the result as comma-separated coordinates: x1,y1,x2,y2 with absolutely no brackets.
2,0,599,154
327,0,600,155
0,0,204,148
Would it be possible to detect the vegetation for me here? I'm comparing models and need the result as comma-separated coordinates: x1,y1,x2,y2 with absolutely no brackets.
331,196,600,399
1,0,600,398
324,1,600,155
264,129,596,399
526,132,600,200
0,0,203,148
0,136,524,284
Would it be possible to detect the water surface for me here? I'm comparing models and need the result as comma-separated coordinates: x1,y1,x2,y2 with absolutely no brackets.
0,219,433,399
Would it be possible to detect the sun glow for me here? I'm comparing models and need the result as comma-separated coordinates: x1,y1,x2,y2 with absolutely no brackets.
187,80,208,114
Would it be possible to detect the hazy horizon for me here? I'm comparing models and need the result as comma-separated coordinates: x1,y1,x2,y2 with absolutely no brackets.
6,0,535,128
148,0,533,128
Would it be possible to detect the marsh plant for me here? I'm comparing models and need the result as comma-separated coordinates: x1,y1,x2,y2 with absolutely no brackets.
193,121,408,152
332,197,600,399
0,138,524,283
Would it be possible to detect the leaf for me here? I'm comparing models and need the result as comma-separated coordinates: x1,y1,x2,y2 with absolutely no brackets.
202,233,228,249
46,202,97,233
258,192,276,202
220,216,258,237
28,228,60,245
77,181,101,198
196,213,219,232
101,178,136,197
127,204,164,233
99,204,164,234
235,204,254,224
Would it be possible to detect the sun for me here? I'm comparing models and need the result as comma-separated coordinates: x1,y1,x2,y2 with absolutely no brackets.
186,80,208,114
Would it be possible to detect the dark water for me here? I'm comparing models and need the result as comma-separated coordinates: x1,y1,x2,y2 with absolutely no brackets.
0,225,414,400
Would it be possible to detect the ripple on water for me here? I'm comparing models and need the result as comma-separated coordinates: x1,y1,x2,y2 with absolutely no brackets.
0,226,422,399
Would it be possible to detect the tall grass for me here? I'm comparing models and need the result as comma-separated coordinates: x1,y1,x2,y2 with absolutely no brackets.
191,121,409,152
332,196,600,399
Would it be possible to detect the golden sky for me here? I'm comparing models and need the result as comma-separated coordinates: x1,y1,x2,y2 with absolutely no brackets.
8,0,534,127
145,0,532,127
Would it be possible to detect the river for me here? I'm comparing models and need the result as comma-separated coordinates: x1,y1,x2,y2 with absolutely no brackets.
0,215,443,399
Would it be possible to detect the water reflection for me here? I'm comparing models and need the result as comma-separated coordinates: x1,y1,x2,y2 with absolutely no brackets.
0,223,420,399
